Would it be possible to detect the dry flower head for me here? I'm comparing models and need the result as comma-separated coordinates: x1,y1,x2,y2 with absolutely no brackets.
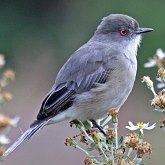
136,141,152,158
90,128,101,144
80,134,88,145
160,118,165,128
157,68,165,79
151,89,165,109
69,120,81,127
84,158,96,165
64,137,75,146
3,70,15,81
2,91,13,102
108,108,118,123
73,132,88,145
90,128,99,135
125,132,139,150
106,128,115,139
108,108,118,116
0,113,13,129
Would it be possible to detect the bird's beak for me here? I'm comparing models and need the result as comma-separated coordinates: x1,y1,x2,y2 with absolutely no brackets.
136,28,154,34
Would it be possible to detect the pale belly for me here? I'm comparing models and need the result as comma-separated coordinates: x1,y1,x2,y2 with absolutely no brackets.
65,62,137,121
49,55,137,123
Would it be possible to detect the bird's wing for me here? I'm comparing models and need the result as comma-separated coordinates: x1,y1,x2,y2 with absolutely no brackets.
36,42,113,121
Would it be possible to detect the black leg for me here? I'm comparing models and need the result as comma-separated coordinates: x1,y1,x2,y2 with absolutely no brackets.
90,119,107,136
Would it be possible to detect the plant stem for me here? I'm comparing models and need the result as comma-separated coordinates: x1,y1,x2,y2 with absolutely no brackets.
133,156,142,165
75,145,90,156
98,143,109,162
101,116,112,127
127,148,133,157
111,144,115,165
80,126,94,143
113,123,118,149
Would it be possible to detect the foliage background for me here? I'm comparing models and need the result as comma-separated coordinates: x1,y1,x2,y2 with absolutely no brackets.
2,0,164,164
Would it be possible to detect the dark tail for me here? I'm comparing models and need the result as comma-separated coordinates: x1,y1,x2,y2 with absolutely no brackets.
3,120,49,157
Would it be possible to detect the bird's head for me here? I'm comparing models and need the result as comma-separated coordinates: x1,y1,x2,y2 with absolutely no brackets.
94,14,153,47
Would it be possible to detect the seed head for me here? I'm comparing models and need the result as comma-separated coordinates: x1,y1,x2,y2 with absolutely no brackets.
125,132,139,150
84,158,96,165
3,70,15,81
108,108,118,123
157,68,165,79
151,89,165,109
90,128,101,144
136,141,152,158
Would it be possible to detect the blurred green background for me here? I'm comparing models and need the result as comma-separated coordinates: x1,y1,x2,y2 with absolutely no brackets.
2,0,165,164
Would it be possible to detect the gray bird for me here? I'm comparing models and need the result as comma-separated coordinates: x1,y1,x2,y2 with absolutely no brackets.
4,14,153,156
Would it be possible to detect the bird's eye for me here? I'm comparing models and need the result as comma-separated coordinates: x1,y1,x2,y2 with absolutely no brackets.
119,29,128,36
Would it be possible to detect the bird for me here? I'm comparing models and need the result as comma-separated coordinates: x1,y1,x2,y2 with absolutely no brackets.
4,14,153,157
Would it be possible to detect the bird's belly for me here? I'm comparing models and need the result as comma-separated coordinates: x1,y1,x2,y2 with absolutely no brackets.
59,56,137,121
67,71,135,120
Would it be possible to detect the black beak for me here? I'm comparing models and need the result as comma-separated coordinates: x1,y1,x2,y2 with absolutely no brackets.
136,28,154,34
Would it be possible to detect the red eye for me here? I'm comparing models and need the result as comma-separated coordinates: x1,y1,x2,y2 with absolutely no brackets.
119,30,128,36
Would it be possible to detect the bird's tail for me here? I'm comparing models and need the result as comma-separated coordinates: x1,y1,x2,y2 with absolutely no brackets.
3,120,49,157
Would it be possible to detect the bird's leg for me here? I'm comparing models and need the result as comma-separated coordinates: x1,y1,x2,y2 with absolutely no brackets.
101,115,112,127
90,119,107,136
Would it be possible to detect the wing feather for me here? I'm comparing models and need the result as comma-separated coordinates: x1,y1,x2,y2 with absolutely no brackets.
36,42,112,121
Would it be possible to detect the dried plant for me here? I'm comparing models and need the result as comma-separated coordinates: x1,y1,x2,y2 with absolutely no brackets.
0,54,19,156
64,109,154,165
143,48,165,128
